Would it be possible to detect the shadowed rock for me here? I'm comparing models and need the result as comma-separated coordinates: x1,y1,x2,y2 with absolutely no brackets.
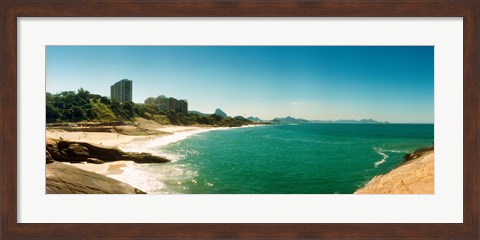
46,150,54,164
56,140,123,161
46,139,62,159
46,162,146,194
60,143,90,162
124,152,170,163
86,158,104,164
49,140,170,164
403,146,434,164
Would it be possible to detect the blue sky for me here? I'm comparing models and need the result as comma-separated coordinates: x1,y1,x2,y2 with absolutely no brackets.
46,46,434,123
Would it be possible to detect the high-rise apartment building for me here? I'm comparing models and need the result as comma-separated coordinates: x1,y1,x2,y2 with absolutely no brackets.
178,99,188,115
144,95,188,114
110,79,132,102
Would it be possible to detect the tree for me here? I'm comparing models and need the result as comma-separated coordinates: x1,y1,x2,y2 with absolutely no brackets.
71,106,85,121
144,97,156,105
99,96,111,105
122,101,135,119
46,103,60,122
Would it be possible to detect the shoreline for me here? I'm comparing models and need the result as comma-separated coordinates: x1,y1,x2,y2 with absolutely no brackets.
46,129,149,148
65,160,133,176
48,122,432,194
47,123,263,193
46,125,215,148
47,124,261,149
118,125,217,151
57,126,218,177
117,125,260,154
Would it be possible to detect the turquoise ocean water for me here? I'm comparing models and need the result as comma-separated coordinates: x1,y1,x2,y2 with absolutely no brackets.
114,123,434,194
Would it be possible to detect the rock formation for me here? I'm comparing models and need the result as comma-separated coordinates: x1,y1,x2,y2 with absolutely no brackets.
46,138,169,164
355,147,434,194
45,137,169,194
46,162,145,194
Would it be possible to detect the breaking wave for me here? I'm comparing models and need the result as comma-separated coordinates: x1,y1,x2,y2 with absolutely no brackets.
373,147,389,168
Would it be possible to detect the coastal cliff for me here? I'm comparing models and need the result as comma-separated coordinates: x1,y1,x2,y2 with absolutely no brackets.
355,147,434,194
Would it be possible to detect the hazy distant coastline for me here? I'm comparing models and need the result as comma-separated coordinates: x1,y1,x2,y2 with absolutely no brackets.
270,116,390,124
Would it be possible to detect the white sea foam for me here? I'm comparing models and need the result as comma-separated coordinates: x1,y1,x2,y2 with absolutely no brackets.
373,147,389,168
383,149,408,153
119,128,211,150
118,125,261,159
112,125,262,193
106,162,199,194
117,127,229,162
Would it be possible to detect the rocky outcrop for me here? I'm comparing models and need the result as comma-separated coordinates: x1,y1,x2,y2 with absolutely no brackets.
355,147,434,194
46,162,145,194
46,138,169,164
46,139,62,159
402,146,434,164
86,158,104,164
55,140,123,161
123,152,170,164
46,150,54,164
60,143,90,162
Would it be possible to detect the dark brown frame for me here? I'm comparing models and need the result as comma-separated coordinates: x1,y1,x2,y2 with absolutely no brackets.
1,0,478,239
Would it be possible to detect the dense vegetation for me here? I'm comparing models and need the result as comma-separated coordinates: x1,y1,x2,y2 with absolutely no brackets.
46,89,252,127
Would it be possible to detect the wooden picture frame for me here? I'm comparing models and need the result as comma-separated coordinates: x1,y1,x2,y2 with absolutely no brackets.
1,0,478,239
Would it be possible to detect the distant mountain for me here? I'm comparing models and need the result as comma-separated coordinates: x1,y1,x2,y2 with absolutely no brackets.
310,119,389,124
271,116,310,124
247,116,262,122
188,110,209,117
214,108,228,118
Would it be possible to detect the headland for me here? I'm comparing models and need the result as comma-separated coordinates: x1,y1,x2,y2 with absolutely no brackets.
355,146,434,194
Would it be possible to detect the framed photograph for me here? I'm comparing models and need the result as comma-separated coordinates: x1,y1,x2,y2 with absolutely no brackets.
43,45,435,195
1,0,478,239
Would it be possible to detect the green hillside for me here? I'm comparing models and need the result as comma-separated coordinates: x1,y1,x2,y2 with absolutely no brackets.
46,89,252,127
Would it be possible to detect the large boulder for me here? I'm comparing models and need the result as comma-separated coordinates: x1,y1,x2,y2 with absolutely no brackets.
60,143,90,162
46,139,61,160
57,141,124,161
46,162,146,194
123,152,170,163
50,140,170,164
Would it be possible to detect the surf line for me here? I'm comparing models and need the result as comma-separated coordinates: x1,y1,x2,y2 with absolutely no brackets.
373,147,389,168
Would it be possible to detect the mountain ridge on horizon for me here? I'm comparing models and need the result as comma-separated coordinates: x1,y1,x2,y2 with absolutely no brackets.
187,111,431,124
271,116,390,124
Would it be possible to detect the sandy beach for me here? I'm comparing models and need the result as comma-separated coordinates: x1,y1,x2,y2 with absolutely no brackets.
46,125,215,148
66,160,132,175
47,124,225,175
47,122,433,194
46,130,142,147
47,123,260,175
